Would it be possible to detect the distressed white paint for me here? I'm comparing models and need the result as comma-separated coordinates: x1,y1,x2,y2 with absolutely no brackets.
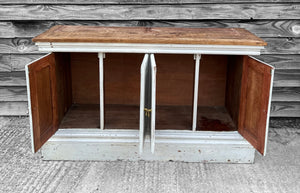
150,54,157,153
139,54,149,154
42,129,255,163
98,53,105,130
25,53,52,153
192,54,201,131
264,68,274,156
30,42,271,162
36,42,263,55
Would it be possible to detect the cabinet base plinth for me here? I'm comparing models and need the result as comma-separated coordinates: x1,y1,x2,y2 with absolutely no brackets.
41,129,255,163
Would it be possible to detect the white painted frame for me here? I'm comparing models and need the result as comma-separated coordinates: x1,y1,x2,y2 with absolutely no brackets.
41,129,255,163
150,54,157,153
192,54,201,131
98,53,105,130
36,42,263,55
139,54,149,154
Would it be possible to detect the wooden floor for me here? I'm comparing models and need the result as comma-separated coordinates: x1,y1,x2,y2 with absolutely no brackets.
196,106,236,131
59,104,236,131
59,104,139,129
156,105,236,131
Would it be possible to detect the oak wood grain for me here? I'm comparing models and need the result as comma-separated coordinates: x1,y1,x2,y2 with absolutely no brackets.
270,102,300,117
33,25,267,46
1,0,299,4
0,86,27,101
2,20,300,38
0,101,28,116
254,55,300,69
0,53,11,71
1,4,300,20
272,87,300,102
273,70,300,87
0,71,26,86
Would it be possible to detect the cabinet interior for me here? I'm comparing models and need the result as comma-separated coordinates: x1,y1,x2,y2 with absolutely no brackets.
55,52,243,132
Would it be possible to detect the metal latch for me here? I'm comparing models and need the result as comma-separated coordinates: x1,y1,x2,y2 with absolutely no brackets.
144,108,152,117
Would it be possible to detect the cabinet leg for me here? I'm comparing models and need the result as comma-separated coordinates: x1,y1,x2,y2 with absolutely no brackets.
192,54,201,131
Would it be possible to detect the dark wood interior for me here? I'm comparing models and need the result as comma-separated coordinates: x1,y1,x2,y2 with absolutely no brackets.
60,104,235,131
155,54,231,130
59,104,140,129
53,52,245,132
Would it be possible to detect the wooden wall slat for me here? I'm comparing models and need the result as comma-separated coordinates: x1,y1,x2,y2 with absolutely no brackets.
1,1,300,5
271,102,300,117
11,54,44,71
2,101,299,117
0,2,299,117
0,39,38,54
0,4,300,20
263,38,300,54
0,54,11,71
0,101,28,116
0,86,27,101
273,70,300,87
0,74,298,103
1,20,300,38
1,54,299,73
272,87,300,102
255,55,300,69
2,86,299,103
0,71,26,86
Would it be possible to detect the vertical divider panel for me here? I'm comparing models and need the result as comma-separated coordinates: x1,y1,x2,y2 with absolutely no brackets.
98,53,105,130
150,54,157,154
139,54,149,154
192,54,201,131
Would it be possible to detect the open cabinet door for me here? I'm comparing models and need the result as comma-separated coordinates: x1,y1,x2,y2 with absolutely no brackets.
139,54,149,154
26,53,58,153
238,56,274,155
150,54,157,153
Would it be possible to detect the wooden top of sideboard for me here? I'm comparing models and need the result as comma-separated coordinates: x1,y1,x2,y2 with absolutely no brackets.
33,25,267,46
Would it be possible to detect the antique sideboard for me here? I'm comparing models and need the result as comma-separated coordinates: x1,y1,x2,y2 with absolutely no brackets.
26,26,274,163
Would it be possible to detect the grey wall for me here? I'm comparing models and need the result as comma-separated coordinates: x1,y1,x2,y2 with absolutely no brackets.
0,0,299,116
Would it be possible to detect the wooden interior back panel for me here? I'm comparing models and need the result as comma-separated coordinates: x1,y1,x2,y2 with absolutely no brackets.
71,53,99,104
104,53,143,105
198,55,228,106
71,53,143,105
33,25,267,46
28,53,58,152
54,53,72,123
225,56,244,127
155,54,227,106
238,56,273,155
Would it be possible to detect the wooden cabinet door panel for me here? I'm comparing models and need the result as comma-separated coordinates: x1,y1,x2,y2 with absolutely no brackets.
26,53,58,153
238,56,274,155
